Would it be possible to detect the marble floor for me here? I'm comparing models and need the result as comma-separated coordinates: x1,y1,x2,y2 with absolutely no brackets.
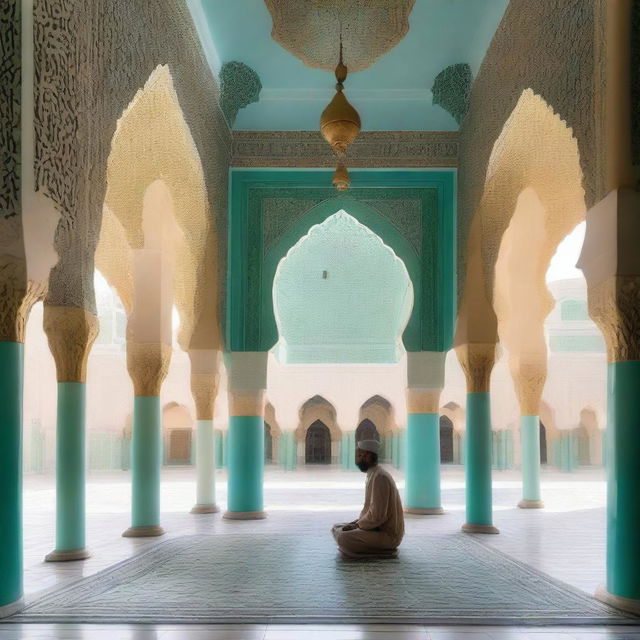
2,465,639,639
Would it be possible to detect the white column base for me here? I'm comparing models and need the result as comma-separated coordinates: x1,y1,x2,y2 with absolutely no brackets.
191,503,220,514
45,548,91,562
461,522,500,534
595,584,640,615
517,499,545,509
0,597,24,618
122,525,165,538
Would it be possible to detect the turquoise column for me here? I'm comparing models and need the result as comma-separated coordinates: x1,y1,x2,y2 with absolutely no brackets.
191,420,219,514
279,431,297,471
341,431,357,470
225,416,265,518
405,413,443,514
0,342,24,617
45,382,90,561
123,397,164,537
462,392,499,534
518,415,544,508
598,361,640,607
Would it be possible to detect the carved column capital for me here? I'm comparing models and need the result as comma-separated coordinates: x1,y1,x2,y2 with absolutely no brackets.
126,342,171,396
0,267,46,342
510,359,547,416
406,388,442,414
228,390,265,417
455,343,497,393
191,372,220,420
43,306,99,382
588,275,640,362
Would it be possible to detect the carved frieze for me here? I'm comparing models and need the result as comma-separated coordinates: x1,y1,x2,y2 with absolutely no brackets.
232,131,458,168
126,342,172,397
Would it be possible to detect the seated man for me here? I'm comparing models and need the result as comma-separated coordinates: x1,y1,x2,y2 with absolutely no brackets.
331,439,404,559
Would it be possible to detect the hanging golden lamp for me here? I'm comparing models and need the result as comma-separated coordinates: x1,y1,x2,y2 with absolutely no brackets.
320,37,361,191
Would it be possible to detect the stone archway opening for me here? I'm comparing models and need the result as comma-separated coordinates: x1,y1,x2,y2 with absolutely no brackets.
356,418,380,443
539,421,548,464
439,415,454,463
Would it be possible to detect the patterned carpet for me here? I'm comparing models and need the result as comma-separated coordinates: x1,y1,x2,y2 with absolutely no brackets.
16,532,634,625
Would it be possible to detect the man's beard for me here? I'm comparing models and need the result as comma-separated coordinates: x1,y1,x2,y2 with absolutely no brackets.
356,461,368,472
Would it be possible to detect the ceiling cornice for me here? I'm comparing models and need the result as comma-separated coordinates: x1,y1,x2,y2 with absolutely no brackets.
231,130,458,168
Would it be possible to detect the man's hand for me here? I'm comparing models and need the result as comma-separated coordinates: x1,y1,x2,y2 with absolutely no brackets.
341,523,358,532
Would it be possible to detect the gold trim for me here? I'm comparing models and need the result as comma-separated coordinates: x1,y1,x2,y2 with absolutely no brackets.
455,343,497,393
126,342,172,396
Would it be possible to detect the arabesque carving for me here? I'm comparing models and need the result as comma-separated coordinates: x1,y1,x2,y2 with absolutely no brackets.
588,275,640,362
510,359,547,416
0,264,47,342
43,306,99,382
455,343,497,393
264,0,415,72
191,372,220,421
406,388,442,414
126,342,172,396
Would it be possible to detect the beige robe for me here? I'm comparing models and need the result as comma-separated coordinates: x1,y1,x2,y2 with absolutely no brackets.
332,464,405,558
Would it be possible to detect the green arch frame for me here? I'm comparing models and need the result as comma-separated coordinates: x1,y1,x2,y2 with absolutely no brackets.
227,169,456,353
264,198,421,352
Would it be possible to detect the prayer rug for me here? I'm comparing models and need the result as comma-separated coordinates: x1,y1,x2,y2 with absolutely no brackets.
15,532,636,624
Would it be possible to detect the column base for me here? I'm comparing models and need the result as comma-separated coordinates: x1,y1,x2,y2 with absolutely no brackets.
45,547,91,562
0,597,24,619
223,510,266,520
595,584,640,615
122,525,165,538
518,499,544,509
191,503,220,514
462,522,500,534
405,506,445,515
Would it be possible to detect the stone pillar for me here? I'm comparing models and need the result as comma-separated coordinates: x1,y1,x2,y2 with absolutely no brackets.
404,351,446,515
224,352,268,519
341,431,357,470
512,360,546,509
43,306,98,561
189,350,221,514
0,281,42,616
579,188,640,613
279,430,297,471
122,342,171,537
455,343,499,534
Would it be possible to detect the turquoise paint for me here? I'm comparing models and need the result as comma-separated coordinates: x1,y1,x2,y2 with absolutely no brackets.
279,432,297,471
465,393,493,526
195,420,216,506
214,430,224,468
398,432,406,470
405,413,441,510
606,361,640,599
54,382,87,552
227,169,456,354
0,342,23,609
191,0,508,131
521,415,541,502
131,397,162,528
227,416,264,513
341,432,357,470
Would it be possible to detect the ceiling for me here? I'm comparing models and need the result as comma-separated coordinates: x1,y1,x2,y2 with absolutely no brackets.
187,0,509,131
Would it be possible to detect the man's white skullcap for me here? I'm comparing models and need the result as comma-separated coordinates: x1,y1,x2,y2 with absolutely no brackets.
357,439,380,454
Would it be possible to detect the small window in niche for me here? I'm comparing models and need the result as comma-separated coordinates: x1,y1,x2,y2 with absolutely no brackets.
322,270,328,279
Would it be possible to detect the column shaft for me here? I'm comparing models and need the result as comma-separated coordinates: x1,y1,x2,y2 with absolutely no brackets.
341,431,356,470
519,415,543,507
279,431,296,471
0,342,24,616
192,419,218,513
50,383,88,556
464,392,497,532
126,396,164,535
405,413,442,514
606,361,640,599
226,416,265,517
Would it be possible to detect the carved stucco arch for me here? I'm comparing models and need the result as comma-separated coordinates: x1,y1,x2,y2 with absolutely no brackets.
296,395,341,443
358,395,397,435
99,64,220,351
440,401,465,434
264,402,282,439
162,401,193,432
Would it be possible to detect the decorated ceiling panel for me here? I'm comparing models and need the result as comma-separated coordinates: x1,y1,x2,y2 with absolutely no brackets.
188,0,509,131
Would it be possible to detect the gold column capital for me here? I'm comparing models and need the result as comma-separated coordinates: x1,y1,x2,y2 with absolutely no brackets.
43,306,99,382
510,359,547,416
588,275,640,363
228,390,265,417
455,342,497,393
191,372,220,421
0,272,46,343
126,342,172,396
406,388,442,414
